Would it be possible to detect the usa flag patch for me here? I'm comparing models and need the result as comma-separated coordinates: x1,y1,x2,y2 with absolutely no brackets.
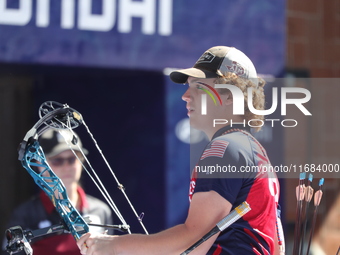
200,140,229,160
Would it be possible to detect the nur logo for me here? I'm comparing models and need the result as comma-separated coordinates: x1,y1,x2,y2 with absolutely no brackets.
198,82,223,115
200,84,312,116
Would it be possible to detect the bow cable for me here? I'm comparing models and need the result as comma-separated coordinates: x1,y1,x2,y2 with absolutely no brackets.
82,119,149,234
55,124,131,234
42,101,148,234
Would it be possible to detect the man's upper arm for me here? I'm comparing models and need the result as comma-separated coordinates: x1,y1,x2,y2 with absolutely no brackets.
183,190,232,254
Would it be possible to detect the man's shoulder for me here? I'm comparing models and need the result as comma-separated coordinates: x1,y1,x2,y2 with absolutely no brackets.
83,194,112,227
85,194,111,211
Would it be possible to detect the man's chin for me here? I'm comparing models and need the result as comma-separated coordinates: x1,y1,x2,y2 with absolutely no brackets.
188,118,205,131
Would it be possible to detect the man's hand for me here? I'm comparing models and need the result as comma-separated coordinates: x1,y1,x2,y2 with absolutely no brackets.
77,232,117,255
75,191,232,255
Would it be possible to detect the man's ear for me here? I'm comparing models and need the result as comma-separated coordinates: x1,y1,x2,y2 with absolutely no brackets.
223,93,233,106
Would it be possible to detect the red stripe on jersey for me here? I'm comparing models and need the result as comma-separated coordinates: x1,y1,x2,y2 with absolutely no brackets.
200,140,229,160
212,244,222,255
257,153,267,161
252,246,262,255
244,227,270,255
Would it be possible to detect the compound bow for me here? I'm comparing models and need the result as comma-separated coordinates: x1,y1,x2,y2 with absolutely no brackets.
5,101,148,254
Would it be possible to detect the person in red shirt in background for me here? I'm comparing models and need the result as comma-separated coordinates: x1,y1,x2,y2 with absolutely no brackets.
2,129,112,255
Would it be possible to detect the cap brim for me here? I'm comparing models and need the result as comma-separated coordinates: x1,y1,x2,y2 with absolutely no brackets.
170,68,219,84
46,145,88,157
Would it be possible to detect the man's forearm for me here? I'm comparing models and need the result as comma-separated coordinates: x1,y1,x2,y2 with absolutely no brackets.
113,223,207,255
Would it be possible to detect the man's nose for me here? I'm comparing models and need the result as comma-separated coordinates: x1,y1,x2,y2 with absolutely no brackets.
182,88,191,102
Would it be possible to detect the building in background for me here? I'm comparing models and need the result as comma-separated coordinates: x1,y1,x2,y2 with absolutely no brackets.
285,0,340,254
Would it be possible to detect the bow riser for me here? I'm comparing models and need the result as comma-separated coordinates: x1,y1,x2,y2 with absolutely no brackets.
21,141,89,240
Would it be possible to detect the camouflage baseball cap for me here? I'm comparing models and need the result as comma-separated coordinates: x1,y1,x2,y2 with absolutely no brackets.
170,46,258,85
39,129,88,157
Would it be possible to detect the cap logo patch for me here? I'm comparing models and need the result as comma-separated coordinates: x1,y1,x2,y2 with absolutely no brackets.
196,52,215,64
226,61,245,77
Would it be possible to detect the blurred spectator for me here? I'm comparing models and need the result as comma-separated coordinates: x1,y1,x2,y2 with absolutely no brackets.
2,129,112,255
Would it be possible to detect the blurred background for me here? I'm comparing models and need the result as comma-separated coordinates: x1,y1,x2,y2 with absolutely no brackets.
0,0,339,254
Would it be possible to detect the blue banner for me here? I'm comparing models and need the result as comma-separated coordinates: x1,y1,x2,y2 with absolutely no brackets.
0,0,284,75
